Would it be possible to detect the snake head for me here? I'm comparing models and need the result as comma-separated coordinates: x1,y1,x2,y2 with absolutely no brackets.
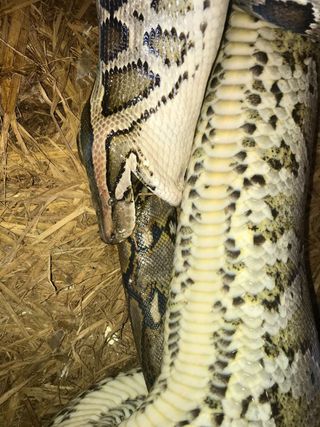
77,100,136,244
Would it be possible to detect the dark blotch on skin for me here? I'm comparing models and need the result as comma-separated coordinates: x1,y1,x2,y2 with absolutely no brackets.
187,175,199,185
268,158,282,171
254,51,268,64
233,296,244,306
189,189,199,198
200,22,207,33
215,414,224,426
231,190,241,200
269,114,278,129
236,164,248,174
248,93,262,106
259,390,269,403
242,123,257,135
133,10,144,21
271,82,283,106
254,234,266,245
251,174,266,186
241,395,253,417
203,0,210,9
292,102,303,125
210,384,227,397
250,64,264,76
236,151,247,161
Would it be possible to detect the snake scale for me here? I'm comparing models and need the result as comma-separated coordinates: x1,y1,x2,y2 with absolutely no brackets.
51,0,320,426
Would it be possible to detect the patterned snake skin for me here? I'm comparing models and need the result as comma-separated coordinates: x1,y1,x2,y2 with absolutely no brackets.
117,183,176,389
52,0,320,426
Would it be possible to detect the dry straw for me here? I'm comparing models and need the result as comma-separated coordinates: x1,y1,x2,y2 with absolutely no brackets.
0,0,320,426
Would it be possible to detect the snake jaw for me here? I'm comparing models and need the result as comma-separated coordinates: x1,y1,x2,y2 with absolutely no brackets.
77,100,136,244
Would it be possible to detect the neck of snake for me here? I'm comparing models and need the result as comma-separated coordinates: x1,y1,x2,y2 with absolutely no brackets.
121,8,320,427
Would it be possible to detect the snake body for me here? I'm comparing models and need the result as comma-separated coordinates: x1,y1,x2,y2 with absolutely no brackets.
52,1,320,426
117,183,176,389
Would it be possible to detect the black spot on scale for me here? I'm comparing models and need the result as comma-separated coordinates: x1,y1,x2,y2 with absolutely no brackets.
251,174,266,186
225,238,235,249
180,236,192,246
209,76,219,89
231,190,241,200
194,161,204,172
202,133,209,144
252,0,315,34
214,360,228,370
189,189,199,199
215,414,224,426
271,82,283,106
233,296,244,306
187,175,199,185
203,0,210,9
243,177,252,188
247,93,261,106
200,21,207,34
213,300,223,309
181,249,191,258
242,123,256,135
150,0,160,11
254,51,268,64
216,372,231,384
254,234,266,245
133,10,144,21
210,384,227,398
242,137,256,148
259,390,269,404
269,114,278,129
309,83,315,94
292,102,303,125
271,401,281,419
236,152,247,162
227,202,236,213
169,310,180,320
250,64,263,76
174,421,189,427
267,158,282,171
206,105,214,116
226,249,240,259
241,395,253,417
262,294,280,311
223,272,235,285
253,79,266,93
190,408,201,419
235,164,247,174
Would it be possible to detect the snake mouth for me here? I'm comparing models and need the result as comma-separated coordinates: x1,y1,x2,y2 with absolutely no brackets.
97,196,136,244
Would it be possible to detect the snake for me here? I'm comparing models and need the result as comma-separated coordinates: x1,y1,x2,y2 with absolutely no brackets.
50,0,320,426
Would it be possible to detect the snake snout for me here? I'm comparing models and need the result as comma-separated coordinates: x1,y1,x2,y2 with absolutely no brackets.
97,196,136,244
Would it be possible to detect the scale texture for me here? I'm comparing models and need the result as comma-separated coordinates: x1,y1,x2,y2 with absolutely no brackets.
52,2,320,427
77,0,229,242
